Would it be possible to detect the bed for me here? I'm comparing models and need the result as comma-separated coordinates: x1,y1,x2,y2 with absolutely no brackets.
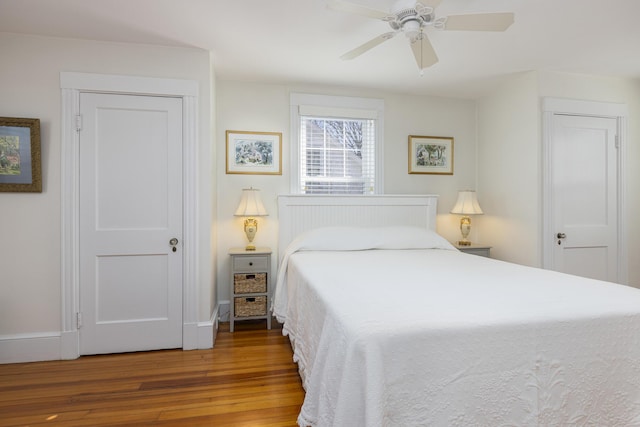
273,195,640,427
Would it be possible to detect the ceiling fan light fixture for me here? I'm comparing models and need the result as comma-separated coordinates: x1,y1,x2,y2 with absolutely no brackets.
403,19,421,38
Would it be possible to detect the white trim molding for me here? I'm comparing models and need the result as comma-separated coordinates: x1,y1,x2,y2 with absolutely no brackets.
60,72,198,97
184,306,218,351
542,97,628,285
58,72,201,360
0,333,62,364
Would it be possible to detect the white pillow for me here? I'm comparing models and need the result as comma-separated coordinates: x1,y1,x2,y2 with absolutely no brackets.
288,226,380,251
288,226,454,252
376,226,455,250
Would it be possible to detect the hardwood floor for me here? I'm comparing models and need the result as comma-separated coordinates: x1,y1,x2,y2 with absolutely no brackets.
0,321,304,426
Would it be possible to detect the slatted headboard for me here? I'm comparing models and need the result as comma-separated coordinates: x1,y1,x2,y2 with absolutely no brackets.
277,194,439,262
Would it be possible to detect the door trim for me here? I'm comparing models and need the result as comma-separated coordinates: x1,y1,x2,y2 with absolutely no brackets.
60,72,199,358
542,97,628,284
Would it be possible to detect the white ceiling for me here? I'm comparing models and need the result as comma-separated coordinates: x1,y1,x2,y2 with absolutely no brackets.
1,0,639,98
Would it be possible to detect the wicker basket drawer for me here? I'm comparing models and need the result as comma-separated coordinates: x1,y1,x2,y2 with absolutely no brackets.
234,296,267,318
234,273,267,294
233,256,268,272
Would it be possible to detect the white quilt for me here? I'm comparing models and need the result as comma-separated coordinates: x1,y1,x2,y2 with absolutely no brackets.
273,228,640,427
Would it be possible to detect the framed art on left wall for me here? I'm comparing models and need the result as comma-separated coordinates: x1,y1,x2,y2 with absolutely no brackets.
0,117,42,192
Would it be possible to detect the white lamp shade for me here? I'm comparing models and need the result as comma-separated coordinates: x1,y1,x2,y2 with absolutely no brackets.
234,188,268,216
451,190,483,215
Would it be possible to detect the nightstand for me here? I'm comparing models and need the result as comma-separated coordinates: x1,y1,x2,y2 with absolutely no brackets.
453,242,491,258
229,247,272,332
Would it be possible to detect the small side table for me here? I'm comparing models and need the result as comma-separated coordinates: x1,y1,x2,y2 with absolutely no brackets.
229,247,272,332
453,242,491,258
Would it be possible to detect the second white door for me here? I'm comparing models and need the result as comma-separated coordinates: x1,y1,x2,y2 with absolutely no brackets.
550,113,618,282
79,92,183,355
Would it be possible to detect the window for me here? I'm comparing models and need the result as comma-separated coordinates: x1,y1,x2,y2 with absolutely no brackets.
300,117,375,194
291,94,383,194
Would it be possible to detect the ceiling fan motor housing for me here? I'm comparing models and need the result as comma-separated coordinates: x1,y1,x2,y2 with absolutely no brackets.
388,1,434,37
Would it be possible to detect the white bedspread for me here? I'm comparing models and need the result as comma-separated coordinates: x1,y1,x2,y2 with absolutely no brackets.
274,247,640,426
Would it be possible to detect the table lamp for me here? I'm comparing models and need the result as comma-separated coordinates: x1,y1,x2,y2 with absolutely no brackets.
450,190,483,246
234,187,268,251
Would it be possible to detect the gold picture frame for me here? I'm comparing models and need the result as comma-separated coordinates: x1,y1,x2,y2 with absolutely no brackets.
0,117,42,192
408,135,454,175
226,130,282,175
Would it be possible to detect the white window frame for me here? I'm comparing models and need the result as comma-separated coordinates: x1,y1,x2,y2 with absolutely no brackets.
290,93,384,194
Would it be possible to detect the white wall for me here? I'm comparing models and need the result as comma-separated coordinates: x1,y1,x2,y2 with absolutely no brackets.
477,71,541,266
0,33,215,343
215,80,478,306
477,70,640,287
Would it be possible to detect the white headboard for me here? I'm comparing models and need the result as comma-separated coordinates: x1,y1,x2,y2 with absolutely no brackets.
277,194,439,262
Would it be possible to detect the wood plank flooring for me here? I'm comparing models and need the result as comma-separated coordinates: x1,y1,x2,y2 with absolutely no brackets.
0,321,304,426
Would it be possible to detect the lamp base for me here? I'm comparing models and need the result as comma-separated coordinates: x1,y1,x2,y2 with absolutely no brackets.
243,218,258,252
458,216,472,247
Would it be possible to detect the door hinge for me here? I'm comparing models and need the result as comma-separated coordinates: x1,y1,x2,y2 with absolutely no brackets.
615,134,619,149
75,114,82,132
76,312,83,329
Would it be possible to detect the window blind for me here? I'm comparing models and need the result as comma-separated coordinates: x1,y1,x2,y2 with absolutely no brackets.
299,115,376,194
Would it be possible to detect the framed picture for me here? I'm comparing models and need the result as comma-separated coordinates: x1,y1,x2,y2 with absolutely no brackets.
408,135,454,175
226,130,282,175
0,117,42,192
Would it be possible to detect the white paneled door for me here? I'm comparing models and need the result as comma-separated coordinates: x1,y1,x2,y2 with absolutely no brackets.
79,92,183,355
550,114,618,282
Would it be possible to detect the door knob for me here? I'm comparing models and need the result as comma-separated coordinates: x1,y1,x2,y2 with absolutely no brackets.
169,238,179,252
556,233,566,239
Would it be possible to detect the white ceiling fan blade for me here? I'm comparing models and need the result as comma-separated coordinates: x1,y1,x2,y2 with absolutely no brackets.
340,32,397,60
410,33,438,70
442,12,514,31
327,0,390,20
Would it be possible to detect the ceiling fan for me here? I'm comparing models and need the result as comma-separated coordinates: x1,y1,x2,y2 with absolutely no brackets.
329,0,514,71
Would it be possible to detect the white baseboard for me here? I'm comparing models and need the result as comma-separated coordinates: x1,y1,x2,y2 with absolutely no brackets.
188,307,219,350
200,305,219,348
0,332,62,364
2,313,218,364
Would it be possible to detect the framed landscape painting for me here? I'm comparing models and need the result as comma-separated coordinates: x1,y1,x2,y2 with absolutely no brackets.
0,117,42,192
408,135,454,175
226,130,282,175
